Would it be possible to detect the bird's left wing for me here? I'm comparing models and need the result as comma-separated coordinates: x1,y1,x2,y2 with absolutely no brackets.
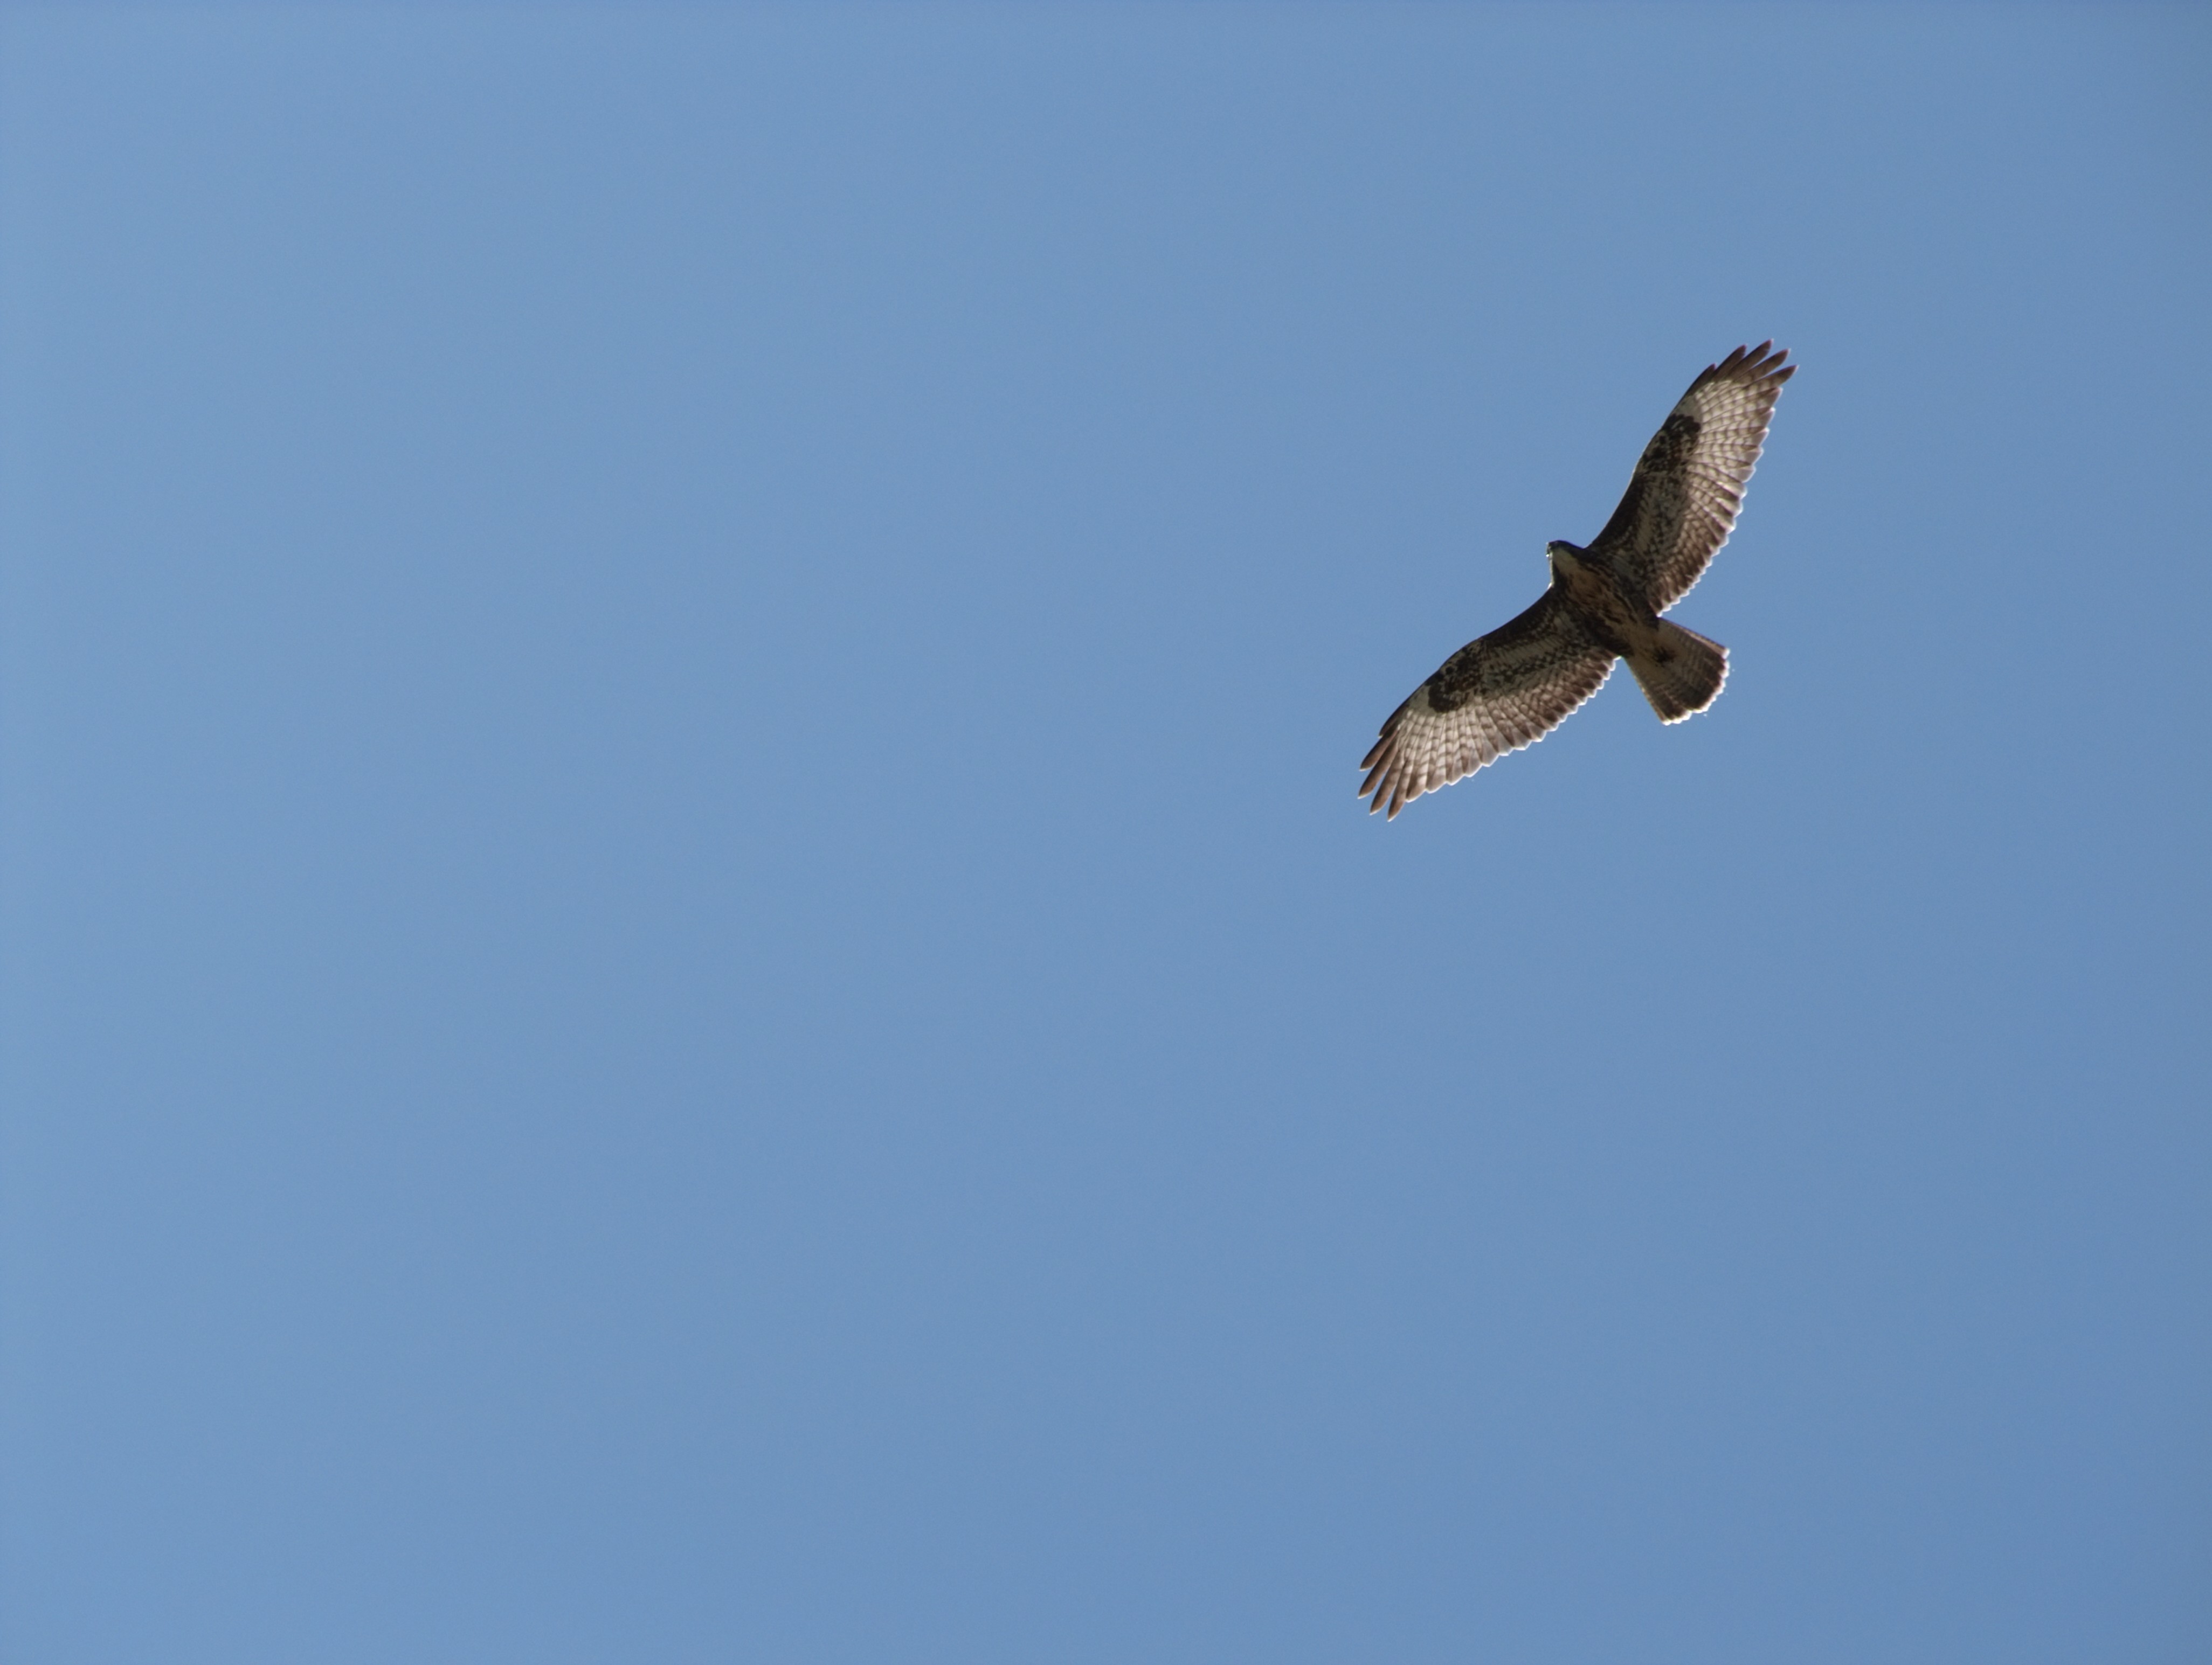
1589,342,1793,614
1359,589,1616,817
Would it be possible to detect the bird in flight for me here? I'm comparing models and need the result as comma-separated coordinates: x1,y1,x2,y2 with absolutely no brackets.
1359,343,1794,817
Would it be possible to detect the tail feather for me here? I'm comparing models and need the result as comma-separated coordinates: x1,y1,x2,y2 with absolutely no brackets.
1629,621,1727,723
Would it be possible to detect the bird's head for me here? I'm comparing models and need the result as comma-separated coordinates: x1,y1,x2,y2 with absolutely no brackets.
1546,539,1586,575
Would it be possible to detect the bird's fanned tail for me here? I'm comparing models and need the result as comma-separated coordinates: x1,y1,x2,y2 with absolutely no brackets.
1626,620,1727,723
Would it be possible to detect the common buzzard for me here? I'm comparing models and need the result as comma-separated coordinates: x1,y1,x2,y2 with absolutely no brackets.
1359,343,1794,817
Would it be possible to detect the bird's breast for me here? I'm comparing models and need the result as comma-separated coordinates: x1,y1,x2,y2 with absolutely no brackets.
1549,556,1646,655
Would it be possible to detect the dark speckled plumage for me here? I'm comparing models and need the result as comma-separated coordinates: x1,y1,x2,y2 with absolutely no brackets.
1360,343,1794,818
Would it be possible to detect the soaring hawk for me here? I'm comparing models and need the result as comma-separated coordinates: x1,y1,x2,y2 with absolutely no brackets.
1359,343,1794,817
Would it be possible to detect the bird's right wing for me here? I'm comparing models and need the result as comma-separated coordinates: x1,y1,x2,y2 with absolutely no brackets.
1359,590,1617,817
1588,342,1793,614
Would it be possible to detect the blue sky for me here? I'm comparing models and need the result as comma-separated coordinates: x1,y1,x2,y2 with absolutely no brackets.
3,6,2207,1661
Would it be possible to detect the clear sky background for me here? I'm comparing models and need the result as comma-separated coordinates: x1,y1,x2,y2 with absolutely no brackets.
2,6,2207,1662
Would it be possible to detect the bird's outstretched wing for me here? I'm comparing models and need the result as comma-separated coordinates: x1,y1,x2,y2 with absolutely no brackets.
1589,342,1793,614
1359,591,1616,817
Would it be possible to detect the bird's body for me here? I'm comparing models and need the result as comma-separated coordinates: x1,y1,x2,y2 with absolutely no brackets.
1546,539,1731,723
1359,343,1794,817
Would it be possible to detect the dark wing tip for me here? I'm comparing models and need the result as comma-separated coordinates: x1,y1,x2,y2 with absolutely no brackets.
1700,342,1793,390
1357,732,1417,819
1357,695,1419,815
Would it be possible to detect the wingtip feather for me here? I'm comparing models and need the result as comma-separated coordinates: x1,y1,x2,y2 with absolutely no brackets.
1705,342,1793,391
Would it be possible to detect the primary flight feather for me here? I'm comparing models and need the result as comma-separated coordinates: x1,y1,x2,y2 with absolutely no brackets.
1359,342,1794,818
